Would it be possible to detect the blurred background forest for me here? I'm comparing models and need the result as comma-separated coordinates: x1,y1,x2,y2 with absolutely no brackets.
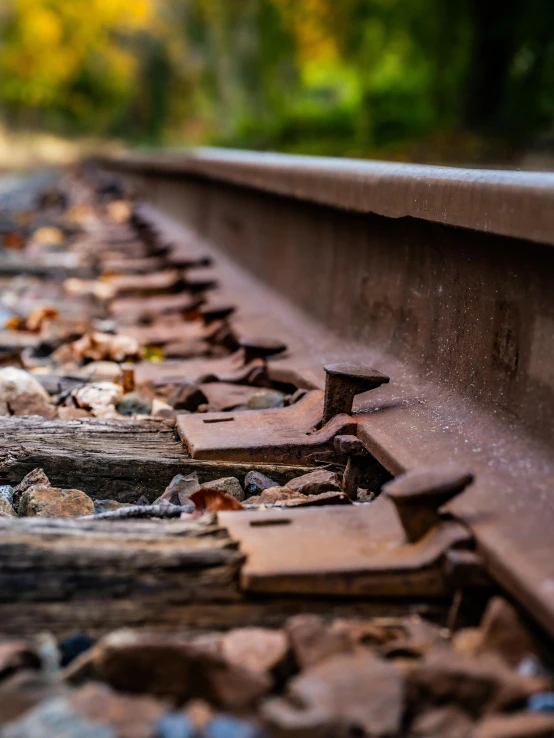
0,0,553,166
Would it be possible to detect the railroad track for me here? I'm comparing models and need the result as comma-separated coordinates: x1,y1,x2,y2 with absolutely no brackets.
0,153,553,736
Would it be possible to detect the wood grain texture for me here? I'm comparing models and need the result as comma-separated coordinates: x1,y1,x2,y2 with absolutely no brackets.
0,417,315,502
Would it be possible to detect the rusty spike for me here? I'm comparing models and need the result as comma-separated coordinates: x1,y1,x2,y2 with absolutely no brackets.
239,337,287,365
383,465,474,543
323,364,389,424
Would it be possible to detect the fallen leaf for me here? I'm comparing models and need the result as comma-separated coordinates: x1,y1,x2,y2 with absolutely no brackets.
3,231,25,249
26,307,59,333
190,488,245,512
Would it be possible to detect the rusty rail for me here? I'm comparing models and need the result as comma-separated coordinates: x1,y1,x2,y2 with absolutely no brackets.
99,149,554,637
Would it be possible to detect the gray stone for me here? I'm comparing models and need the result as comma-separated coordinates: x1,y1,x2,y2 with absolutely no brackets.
286,470,342,496
93,499,129,515
245,390,285,410
243,471,278,499
155,473,200,505
0,497,16,518
0,486,14,505
116,392,152,416
206,477,245,502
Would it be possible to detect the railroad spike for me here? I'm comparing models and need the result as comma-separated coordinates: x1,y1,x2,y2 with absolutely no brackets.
323,363,389,424
383,465,474,543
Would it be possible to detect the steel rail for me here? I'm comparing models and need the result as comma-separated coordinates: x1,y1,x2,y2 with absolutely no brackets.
100,149,554,637
100,148,554,246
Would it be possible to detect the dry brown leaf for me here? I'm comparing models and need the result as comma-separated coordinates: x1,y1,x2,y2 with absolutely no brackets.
190,488,245,513
26,307,59,333
3,231,25,249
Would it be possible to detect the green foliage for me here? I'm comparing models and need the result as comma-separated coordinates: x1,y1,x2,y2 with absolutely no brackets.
0,0,552,160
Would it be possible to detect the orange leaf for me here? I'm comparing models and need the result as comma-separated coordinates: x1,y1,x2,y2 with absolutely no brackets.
189,487,245,513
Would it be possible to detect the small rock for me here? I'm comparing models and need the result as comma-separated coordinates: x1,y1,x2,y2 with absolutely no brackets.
59,634,94,668
8,392,56,419
155,473,201,505
478,597,536,668
65,630,271,710
411,705,473,737
253,487,299,505
1,682,166,738
12,469,50,510
93,499,129,514
206,477,245,502
79,361,122,382
452,627,482,657
245,390,285,410
286,615,354,671
72,382,123,412
0,486,14,504
0,497,16,518
136,495,150,505
286,470,342,496
529,693,554,713
203,716,266,738
186,698,214,730
0,641,40,680
19,485,94,518
407,651,549,716
357,488,376,502
243,471,278,498
116,391,152,416
472,712,554,738
157,713,195,738
221,628,289,676
0,671,68,726
0,368,52,416
57,407,90,420
167,383,207,412
262,651,403,738
152,398,176,419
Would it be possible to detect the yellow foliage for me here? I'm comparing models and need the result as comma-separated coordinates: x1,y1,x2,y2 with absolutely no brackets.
270,0,339,63
0,0,153,106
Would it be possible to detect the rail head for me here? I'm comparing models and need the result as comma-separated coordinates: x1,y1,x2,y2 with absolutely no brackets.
100,148,554,246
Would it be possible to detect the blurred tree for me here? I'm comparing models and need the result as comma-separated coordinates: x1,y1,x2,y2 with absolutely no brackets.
0,0,152,133
0,0,552,160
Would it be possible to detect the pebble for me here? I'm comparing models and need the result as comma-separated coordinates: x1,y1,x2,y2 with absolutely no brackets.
0,497,17,518
0,485,14,504
286,469,342,496
157,713,195,738
203,716,266,738
151,398,176,419
245,390,285,410
205,477,245,502
167,383,207,412
7,393,57,419
411,705,473,737
18,485,94,518
93,499,129,514
12,468,50,510
72,382,123,412
1,683,165,738
64,629,272,709
243,471,278,498
0,368,52,416
79,361,122,382
59,635,94,668
155,473,200,505
529,692,554,713
262,651,403,738
220,628,288,676
116,391,152,416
